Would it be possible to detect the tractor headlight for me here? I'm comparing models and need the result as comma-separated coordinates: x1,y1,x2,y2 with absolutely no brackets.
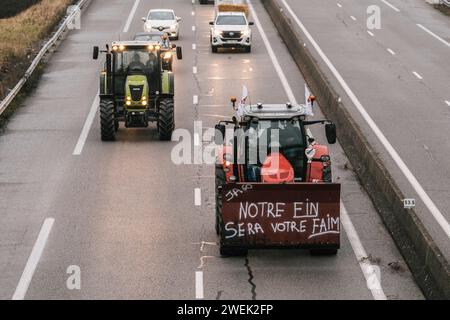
126,96,131,101
170,24,177,30
119,45,125,51
141,100,148,106
148,45,154,51
126,101,132,106
213,30,222,37
241,30,250,37
155,45,161,51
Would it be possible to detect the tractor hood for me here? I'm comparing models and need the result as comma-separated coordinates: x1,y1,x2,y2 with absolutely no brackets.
125,75,149,107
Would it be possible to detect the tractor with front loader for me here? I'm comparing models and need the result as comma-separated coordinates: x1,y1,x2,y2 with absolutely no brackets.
214,98,341,256
93,39,182,141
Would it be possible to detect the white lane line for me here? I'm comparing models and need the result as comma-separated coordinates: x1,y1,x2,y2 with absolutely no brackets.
73,92,99,155
248,0,388,298
195,271,204,299
380,0,400,12
337,3,342,8
12,218,55,300
417,24,450,48
412,71,423,80
350,16,356,21
445,100,450,107
192,11,195,16
195,188,201,206
192,25,196,32
387,48,396,55
193,66,198,74
367,30,375,37
280,0,450,239
123,0,140,33
246,0,296,103
193,95,199,105
192,43,197,50
341,205,387,300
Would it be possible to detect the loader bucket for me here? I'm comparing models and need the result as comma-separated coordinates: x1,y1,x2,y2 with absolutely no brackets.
220,183,341,249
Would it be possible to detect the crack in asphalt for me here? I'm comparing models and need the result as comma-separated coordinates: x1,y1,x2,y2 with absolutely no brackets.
244,257,257,300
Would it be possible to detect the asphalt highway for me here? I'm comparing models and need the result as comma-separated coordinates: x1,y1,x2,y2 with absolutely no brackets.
281,0,450,262
0,0,423,299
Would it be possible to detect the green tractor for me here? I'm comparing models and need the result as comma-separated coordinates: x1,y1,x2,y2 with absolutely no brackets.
93,40,181,141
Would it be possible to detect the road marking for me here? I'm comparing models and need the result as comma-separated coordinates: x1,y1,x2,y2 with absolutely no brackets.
337,3,342,8
248,0,388,298
73,92,99,155
341,205,387,300
380,0,400,12
195,188,201,206
246,0,296,103
195,271,204,299
445,100,450,107
12,218,55,300
192,11,195,16
412,71,423,80
201,114,230,119
350,16,356,21
279,0,450,239
192,43,197,50
193,95,199,105
123,0,140,33
387,48,396,55
193,66,198,74
416,24,450,48
192,25,196,32
367,30,375,37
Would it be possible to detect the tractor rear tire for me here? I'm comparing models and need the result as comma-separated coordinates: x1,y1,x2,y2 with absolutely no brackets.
215,166,226,235
245,46,251,53
309,248,338,256
158,98,175,141
220,245,248,257
100,99,116,141
211,46,218,53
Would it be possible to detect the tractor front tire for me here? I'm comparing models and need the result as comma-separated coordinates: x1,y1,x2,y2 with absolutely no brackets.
211,45,218,53
158,98,175,141
100,99,116,141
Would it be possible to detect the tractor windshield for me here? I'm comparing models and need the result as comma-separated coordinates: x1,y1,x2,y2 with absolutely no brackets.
248,119,306,180
114,49,158,74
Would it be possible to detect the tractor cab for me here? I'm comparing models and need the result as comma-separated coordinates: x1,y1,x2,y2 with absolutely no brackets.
215,102,337,184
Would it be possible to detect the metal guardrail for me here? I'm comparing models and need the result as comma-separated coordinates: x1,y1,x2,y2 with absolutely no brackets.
442,0,450,8
0,0,89,116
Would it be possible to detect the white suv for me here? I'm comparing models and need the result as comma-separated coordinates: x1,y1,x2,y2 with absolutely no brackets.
209,12,253,53
142,9,181,40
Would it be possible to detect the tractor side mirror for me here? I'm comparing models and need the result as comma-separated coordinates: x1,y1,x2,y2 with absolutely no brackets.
171,44,177,49
176,17,181,22
141,17,147,22
176,46,183,60
215,124,226,145
209,21,214,25
249,21,254,26
325,123,337,144
93,46,99,60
